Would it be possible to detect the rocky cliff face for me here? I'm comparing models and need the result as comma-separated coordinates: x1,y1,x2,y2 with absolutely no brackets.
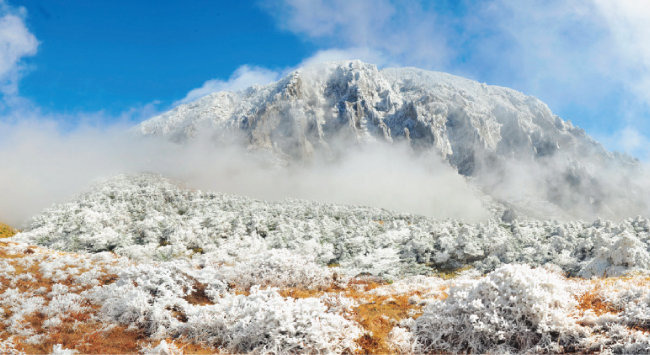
140,61,646,219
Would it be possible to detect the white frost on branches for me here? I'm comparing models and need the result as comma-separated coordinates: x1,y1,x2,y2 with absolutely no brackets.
13,174,650,278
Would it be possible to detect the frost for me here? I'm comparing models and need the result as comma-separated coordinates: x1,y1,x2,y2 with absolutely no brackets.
50,344,78,355
180,287,362,354
579,231,650,278
140,60,647,220
140,340,181,355
2,238,649,353
414,265,585,353
214,249,336,290
0,337,21,354
387,326,413,353
13,174,650,278
85,261,361,353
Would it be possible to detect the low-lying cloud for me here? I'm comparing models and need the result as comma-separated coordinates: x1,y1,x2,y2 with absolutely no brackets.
0,120,490,226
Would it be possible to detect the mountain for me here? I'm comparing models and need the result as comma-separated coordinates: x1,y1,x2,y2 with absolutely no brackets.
7,61,650,353
140,60,647,219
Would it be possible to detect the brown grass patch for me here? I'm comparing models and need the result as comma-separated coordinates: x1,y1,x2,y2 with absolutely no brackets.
576,288,620,316
20,321,146,354
0,242,144,354
0,242,441,354
279,278,431,354
0,222,17,238
185,282,213,305
575,276,650,317
352,293,422,354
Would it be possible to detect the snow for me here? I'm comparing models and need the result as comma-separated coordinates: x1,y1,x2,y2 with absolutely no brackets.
2,238,649,353
410,265,650,353
179,287,362,353
3,60,650,352
13,174,650,278
7,173,650,352
139,60,647,220
414,264,585,353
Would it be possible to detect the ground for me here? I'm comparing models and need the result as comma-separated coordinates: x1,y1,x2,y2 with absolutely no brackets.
2,221,649,354
0,223,16,239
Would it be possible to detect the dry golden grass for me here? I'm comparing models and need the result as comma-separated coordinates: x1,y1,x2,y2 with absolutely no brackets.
184,281,213,306
575,275,650,317
8,240,650,354
0,222,17,238
573,275,650,335
280,278,438,354
0,241,223,353
0,241,136,353
576,288,621,316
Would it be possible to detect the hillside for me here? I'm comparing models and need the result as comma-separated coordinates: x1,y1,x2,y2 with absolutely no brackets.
4,173,649,353
13,174,650,279
140,60,647,220
4,223,650,353
3,61,650,353
0,223,16,239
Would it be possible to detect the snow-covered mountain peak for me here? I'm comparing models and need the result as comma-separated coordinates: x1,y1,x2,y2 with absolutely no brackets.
139,60,647,220
142,60,603,165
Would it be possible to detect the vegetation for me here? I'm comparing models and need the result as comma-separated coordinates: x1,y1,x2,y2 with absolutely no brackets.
0,223,16,238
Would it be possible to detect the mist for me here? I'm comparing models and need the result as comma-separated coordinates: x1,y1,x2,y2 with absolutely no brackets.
474,148,650,221
0,119,490,227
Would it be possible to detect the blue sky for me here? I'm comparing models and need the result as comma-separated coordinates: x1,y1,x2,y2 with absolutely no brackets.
7,0,312,114
1,0,650,158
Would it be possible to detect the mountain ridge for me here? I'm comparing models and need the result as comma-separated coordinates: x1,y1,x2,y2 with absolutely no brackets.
140,60,647,220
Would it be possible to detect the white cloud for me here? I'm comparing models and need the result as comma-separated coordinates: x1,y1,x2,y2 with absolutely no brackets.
174,65,281,106
265,0,451,68
0,0,38,97
597,126,650,160
619,127,646,157
592,0,650,105
297,48,389,68
274,0,394,42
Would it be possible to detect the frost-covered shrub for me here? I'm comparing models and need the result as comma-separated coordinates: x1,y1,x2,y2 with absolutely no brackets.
140,340,182,355
12,174,650,277
0,289,47,336
216,249,336,290
181,287,362,354
87,265,361,353
86,262,227,337
387,325,414,353
51,344,79,355
414,264,586,353
579,231,650,278
0,338,20,354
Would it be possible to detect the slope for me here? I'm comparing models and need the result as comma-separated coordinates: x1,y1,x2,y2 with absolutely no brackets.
0,223,16,239
13,174,650,278
140,60,648,220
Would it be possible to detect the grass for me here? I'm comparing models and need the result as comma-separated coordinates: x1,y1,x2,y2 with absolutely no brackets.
576,287,621,316
4,237,649,353
574,276,650,334
0,241,218,354
280,279,437,354
0,223,17,238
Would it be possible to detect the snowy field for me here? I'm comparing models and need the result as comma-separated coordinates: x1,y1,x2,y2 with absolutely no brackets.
2,57,650,355
2,174,649,353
